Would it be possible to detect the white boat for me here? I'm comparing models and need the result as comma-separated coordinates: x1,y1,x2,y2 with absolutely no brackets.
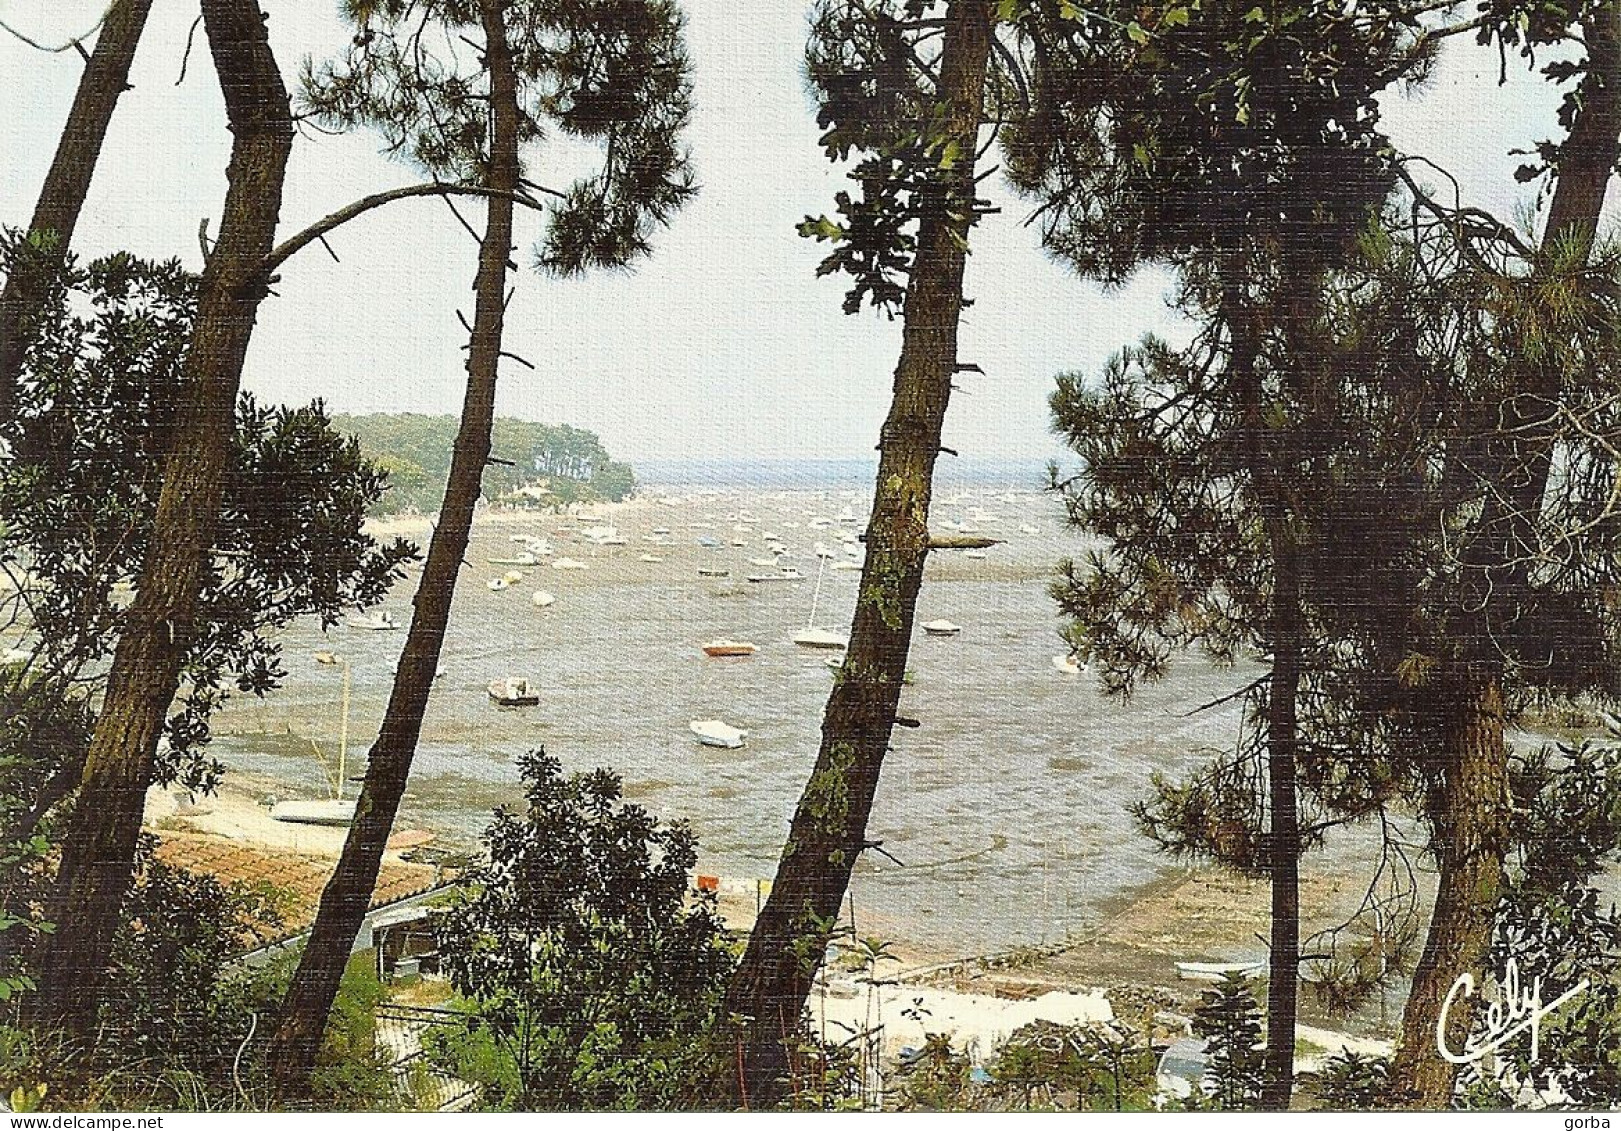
487,577,510,592
1019,524,1041,536
962,549,988,560
651,526,671,535
274,664,356,826
271,798,357,826
689,719,748,748
552,557,589,570
702,640,759,657
488,551,537,566
1053,653,1086,675
488,677,540,706
813,543,837,559
346,611,399,631
922,619,962,637
794,556,849,649
531,590,556,608
638,553,664,563
748,568,802,583
1175,960,1265,983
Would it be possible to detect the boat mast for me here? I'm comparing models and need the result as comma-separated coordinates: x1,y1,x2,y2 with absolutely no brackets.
807,553,827,628
337,662,350,801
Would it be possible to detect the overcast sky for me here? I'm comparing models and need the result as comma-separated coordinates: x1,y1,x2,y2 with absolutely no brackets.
0,2,1596,462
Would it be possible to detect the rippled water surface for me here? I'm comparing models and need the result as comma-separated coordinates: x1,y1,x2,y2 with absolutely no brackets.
212,469,1262,956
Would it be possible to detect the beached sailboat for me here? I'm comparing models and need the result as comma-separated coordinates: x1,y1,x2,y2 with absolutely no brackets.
689,719,748,748
488,677,540,706
273,665,357,826
702,640,759,657
793,556,849,650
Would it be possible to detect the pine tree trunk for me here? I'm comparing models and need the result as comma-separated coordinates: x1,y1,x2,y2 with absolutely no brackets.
1389,670,1509,1105
721,1,994,1109
264,0,519,1094
1391,3,1621,1105
29,0,292,1039
1261,544,1301,1110
0,0,152,421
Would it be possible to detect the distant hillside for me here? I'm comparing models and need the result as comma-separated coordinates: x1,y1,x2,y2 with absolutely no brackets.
332,413,635,516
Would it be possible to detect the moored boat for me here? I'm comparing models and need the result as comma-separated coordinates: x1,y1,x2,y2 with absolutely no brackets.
488,677,540,706
702,640,759,657
689,718,748,748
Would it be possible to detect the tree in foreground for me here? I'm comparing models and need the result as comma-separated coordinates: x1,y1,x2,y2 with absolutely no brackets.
722,0,1001,1107
0,0,153,420
1007,0,1434,1105
267,0,694,1092
30,0,299,1037
427,750,733,1110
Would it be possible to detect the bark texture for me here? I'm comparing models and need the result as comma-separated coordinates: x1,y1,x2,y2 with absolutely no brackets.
721,1,995,1108
1390,0,1621,1104
0,0,153,421
30,0,293,1039
264,0,520,1093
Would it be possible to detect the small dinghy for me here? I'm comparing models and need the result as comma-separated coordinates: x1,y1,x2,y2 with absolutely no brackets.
1053,653,1086,675
638,553,665,563
702,640,759,657
487,577,510,592
488,677,540,707
531,590,556,608
923,619,962,637
689,719,748,749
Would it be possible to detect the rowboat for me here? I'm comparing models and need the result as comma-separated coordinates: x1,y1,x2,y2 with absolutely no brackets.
702,640,759,658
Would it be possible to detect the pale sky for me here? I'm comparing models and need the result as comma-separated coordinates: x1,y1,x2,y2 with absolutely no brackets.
0,2,1592,462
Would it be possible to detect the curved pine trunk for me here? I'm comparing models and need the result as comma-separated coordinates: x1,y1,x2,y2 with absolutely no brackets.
264,0,519,1094
1390,673,1509,1104
29,0,293,1039
0,0,153,420
721,1,995,1109
1391,3,1621,1106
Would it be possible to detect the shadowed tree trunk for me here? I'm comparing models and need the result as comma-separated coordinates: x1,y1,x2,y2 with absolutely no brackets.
1391,0,1621,1104
0,0,152,421
29,0,293,1039
264,0,520,1093
721,0,995,1109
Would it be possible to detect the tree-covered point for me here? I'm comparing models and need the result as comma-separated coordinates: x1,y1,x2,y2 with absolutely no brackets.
330,413,635,516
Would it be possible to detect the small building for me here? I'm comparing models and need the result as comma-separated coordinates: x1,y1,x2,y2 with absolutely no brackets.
372,904,443,983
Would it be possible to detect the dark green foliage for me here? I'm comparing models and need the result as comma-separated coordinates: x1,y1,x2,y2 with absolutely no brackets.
430,750,734,1110
1191,973,1263,1110
797,0,1017,314
1002,0,1425,282
303,0,695,277
0,250,414,802
990,1019,1156,1111
1311,1051,1392,1110
888,1031,976,1111
330,412,635,515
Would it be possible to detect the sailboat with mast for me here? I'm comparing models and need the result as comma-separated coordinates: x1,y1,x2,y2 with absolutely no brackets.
793,554,849,650
272,663,359,826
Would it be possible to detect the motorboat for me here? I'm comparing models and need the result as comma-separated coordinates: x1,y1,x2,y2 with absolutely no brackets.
531,590,556,608
488,677,540,706
689,719,747,749
346,611,399,631
698,567,730,578
922,619,962,637
702,640,759,657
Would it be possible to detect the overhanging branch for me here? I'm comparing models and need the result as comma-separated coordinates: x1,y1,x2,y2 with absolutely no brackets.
262,182,559,274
